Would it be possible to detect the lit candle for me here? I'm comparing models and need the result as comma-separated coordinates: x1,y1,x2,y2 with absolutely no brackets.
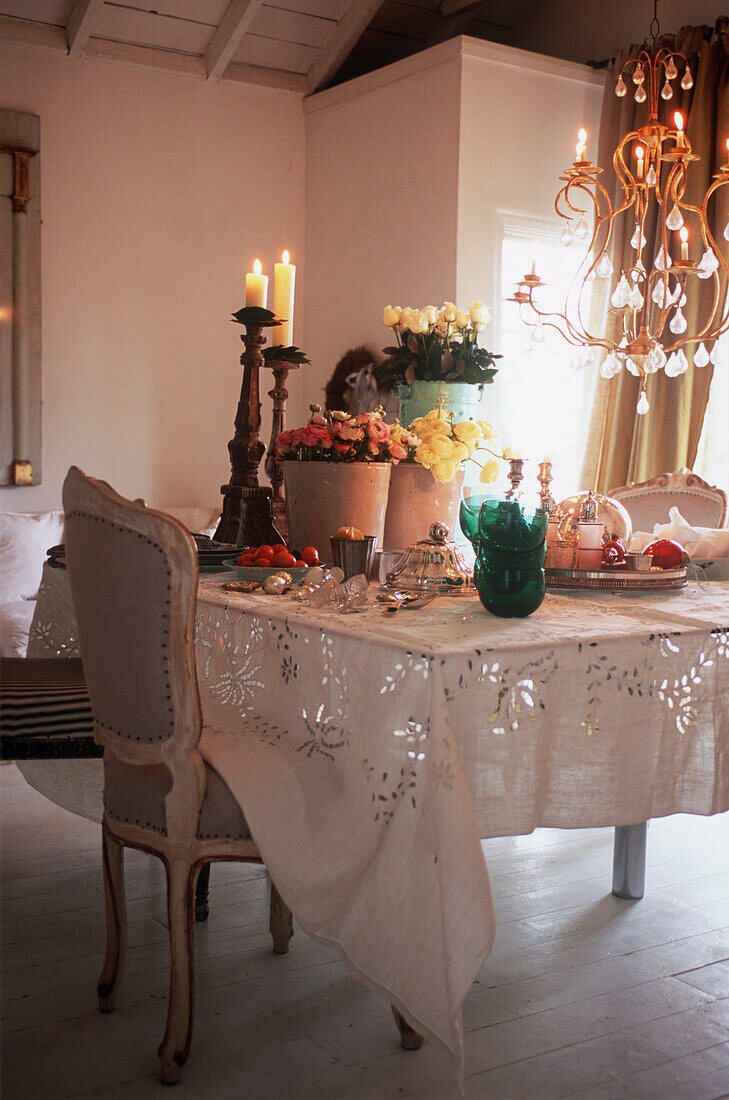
245,258,268,308
575,127,587,162
272,250,296,346
680,225,689,260
635,144,645,180
674,111,685,149
725,137,729,167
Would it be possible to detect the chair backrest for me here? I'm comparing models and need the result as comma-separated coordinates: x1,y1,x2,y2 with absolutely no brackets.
62,466,202,768
609,469,728,533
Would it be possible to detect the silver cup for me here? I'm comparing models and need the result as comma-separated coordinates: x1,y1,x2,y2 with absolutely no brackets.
330,536,377,580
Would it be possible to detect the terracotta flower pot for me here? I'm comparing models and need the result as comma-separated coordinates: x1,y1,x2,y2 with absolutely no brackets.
283,461,391,556
383,463,465,551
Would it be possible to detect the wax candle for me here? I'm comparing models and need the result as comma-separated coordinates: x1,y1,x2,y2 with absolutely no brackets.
245,258,268,308
635,145,644,180
680,226,689,261
575,127,587,162
272,250,296,347
674,112,685,149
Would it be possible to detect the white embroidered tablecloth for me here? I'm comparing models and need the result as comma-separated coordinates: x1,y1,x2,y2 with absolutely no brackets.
22,565,729,1083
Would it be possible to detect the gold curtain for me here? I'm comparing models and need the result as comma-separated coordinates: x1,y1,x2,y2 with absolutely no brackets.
580,22,729,494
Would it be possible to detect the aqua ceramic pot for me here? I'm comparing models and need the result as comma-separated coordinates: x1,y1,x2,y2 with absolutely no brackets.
396,381,483,427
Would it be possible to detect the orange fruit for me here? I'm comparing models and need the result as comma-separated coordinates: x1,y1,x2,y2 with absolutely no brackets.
300,546,320,566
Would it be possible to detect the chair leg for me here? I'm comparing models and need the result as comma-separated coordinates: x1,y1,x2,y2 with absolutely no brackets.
269,878,294,954
391,1005,423,1050
159,859,195,1084
98,824,127,1013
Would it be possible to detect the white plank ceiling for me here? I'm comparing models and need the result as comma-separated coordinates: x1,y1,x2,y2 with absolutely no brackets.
0,1,726,96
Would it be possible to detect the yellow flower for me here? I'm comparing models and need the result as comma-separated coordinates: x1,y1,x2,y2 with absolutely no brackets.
427,419,451,436
478,419,497,441
416,442,438,466
479,460,500,484
451,440,469,464
429,434,455,458
453,420,481,445
424,408,443,421
409,417,429,436
431,459,457,483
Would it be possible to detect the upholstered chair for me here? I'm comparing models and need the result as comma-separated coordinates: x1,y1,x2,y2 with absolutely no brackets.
62,466,293,1083
609,469,727,532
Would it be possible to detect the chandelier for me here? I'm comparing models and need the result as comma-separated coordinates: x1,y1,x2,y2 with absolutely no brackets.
510,1,729,414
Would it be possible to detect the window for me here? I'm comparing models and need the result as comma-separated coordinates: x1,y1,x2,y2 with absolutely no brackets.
491,216,596,503
694,333,729,496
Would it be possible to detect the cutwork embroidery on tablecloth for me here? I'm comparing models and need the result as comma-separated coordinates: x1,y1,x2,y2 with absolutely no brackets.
393,716,429,761
380,653,431,695
472,652,558,736
297,702,350,761
196,606,266,711
364,758,419,822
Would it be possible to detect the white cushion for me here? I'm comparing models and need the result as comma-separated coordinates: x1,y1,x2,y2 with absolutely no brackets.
0,512,64,606
158,506,220,539
0,598,37,657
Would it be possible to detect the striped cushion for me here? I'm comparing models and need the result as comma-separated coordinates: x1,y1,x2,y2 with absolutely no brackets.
0,657,100,759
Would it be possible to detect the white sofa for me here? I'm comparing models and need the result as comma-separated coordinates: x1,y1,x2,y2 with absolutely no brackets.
0,506,221,658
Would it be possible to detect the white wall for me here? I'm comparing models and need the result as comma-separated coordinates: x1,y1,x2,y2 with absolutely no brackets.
0,48,305,514
302,40,463,420
457,42,604,316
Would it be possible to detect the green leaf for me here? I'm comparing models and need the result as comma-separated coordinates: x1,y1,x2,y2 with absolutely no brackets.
262,345,311,365
231,306,283,327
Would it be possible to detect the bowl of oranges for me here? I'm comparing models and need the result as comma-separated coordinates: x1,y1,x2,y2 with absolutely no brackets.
223,542,322,582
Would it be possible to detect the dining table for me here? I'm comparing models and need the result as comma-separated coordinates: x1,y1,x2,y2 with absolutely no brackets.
20,562,729,1087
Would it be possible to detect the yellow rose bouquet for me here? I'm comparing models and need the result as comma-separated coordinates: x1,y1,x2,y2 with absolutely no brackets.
392,407,504,485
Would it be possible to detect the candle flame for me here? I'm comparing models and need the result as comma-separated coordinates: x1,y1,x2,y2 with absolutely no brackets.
679,226,689,243
282,250,290,264
578,128,587,144
674,111,684,131
253,258,262,275
635,145,644,160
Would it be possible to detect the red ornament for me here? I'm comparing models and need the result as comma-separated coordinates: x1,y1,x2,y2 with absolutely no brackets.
643,538,689,569
602,538,626,566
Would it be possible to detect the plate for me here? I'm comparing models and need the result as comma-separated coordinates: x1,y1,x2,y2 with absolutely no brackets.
222,558,310,582
546,565,687,591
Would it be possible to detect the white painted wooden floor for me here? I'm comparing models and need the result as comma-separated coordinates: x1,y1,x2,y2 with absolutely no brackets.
3,763,729,1100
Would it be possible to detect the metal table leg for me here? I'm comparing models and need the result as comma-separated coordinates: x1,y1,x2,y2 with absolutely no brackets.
612,822,647,899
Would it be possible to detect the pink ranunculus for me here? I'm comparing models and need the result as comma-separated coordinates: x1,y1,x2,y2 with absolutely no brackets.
275,429,295,454
337,421,364,442
332,440,351,454
310,412,327,426
301,424,333,448
366,419,389,443
354,413,373,427
388,440,408,461
367,440,381,456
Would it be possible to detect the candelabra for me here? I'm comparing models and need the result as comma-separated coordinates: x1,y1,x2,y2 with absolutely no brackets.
537,460,555,513
264,357,300,539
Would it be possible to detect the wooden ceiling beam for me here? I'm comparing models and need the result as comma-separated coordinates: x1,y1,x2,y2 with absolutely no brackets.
205,0,264,82
66,0,104,58
440,0,482,16
306,0,384,94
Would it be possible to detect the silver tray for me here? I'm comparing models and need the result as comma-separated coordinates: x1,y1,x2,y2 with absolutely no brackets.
546,565,687,591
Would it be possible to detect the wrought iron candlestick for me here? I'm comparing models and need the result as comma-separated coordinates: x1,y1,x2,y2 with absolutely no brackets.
264,360,300,539
215,308,285,548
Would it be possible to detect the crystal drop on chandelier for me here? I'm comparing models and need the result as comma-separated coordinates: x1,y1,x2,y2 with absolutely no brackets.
630,225,645,251
571,346,593,371
633,64,645,85
611,275,632,309
661,80,673,100
652,278,673,308
637,390,650,415
654,246,672,271
665,58,678,80
665,350,689,377
645,343,666,374
724,220,729,241
600,351,622,379
697,248,719,278
681,67,693,90
669,306,687,334
666,204,684,231
632,259,646,281
629,285,644,310
532,322,546,343
596,253,613,277
694,342,710,368
626,358,641,377
561,224,574,247
710,342,722,365
616,75,627,97
646,165,657,187
574,215,589,240
635,85,647,103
